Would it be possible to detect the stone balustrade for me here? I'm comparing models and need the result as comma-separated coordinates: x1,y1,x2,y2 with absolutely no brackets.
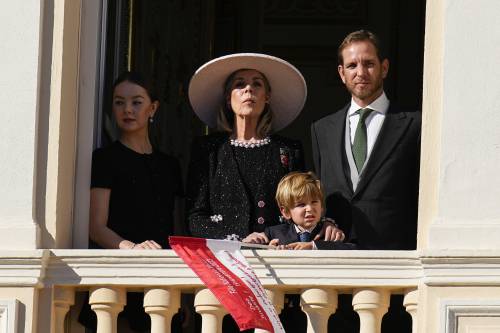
5,248,500,332
49,285,418,333
37,249,422,332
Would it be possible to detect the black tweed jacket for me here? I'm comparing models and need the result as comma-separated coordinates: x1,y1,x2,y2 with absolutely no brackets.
186,133,304,240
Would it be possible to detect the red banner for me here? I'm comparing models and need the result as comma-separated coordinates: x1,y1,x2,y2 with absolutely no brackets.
169,236,284,332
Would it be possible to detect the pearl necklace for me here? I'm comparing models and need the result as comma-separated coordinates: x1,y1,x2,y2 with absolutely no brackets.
229,137,271,148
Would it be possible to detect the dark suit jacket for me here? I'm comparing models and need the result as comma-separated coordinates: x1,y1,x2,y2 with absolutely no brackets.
264,222,323,245
264,222,358,250
186,133,304,240
311,103,421,250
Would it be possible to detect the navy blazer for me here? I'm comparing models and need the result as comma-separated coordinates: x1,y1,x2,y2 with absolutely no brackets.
264,222,358,250
264,222,323,245
311,103,421,250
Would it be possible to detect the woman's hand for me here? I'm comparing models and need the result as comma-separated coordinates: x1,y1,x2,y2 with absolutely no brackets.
269,238,282,249
285,242,314,250
314,218,345,242
270,239,313,250
130,240,162,250
242,232,269,244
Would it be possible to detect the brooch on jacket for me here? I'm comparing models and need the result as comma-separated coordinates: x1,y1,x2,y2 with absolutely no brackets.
225,234,240,241
210,214,223,223
280,147,289,169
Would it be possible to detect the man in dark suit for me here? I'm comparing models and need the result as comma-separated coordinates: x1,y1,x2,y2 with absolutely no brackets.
311,30,421,250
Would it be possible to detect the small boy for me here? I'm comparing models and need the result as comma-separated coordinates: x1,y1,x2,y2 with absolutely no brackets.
264,171,355,250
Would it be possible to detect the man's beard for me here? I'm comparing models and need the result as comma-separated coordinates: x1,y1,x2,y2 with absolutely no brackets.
348,77,383,101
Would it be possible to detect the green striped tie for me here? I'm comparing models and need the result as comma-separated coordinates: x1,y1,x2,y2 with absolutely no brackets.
352,108,373,172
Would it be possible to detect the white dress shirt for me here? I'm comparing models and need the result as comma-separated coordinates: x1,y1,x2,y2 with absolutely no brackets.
348,92,390,160
293,224,317,234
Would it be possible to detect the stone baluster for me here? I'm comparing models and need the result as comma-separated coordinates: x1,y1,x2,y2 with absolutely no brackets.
254,288,285,333
52,287,75,333
194,288,227,333
300,288,338,333
89,287,126,333
403,288,418,333
144,288,181,333
352,288,390,333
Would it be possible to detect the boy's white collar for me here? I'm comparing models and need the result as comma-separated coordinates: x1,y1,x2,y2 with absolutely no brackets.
293,224,317,234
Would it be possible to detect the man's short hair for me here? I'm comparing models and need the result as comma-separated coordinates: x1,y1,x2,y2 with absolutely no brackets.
276,172,324,212
337,29,385,65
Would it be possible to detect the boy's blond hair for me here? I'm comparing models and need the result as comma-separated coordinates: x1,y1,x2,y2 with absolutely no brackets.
275,172,324,213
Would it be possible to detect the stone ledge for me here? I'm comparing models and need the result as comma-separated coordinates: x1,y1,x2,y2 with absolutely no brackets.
3,249,500,289
45,249,421,288
0,250,48,287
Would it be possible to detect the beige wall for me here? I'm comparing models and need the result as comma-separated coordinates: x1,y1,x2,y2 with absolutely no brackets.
417,0,444,249
416,0,500,330
419,0,500,250
0,1,41,249
42,0,82,249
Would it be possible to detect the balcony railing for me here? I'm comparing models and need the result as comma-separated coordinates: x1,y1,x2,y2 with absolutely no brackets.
5,248,500,332
3,249,422,333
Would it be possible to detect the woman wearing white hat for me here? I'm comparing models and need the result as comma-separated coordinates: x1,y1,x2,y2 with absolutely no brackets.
186,53,344,244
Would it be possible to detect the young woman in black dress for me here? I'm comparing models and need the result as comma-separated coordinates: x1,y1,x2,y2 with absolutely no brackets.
89,71,182,250
81,71,183,332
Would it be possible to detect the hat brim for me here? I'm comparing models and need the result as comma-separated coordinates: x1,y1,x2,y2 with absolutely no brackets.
188,53,307,132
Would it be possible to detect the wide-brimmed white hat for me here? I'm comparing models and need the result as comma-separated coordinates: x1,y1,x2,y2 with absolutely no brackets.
188,53,307,131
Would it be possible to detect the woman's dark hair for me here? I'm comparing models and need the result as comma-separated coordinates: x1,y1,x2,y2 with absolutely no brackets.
112,71,159,102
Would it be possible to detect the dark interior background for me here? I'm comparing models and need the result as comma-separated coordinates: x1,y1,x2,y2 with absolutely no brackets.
101,0,426,172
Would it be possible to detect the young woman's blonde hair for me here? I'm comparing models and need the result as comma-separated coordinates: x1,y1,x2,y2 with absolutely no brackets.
275,171,324,213
217,69,273,137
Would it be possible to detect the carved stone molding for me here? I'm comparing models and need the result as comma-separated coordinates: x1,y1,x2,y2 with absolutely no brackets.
0,299,18,333
0,250,48,287
441,299,500,333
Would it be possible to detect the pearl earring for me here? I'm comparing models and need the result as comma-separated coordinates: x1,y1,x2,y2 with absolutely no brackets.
149,117,154,123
